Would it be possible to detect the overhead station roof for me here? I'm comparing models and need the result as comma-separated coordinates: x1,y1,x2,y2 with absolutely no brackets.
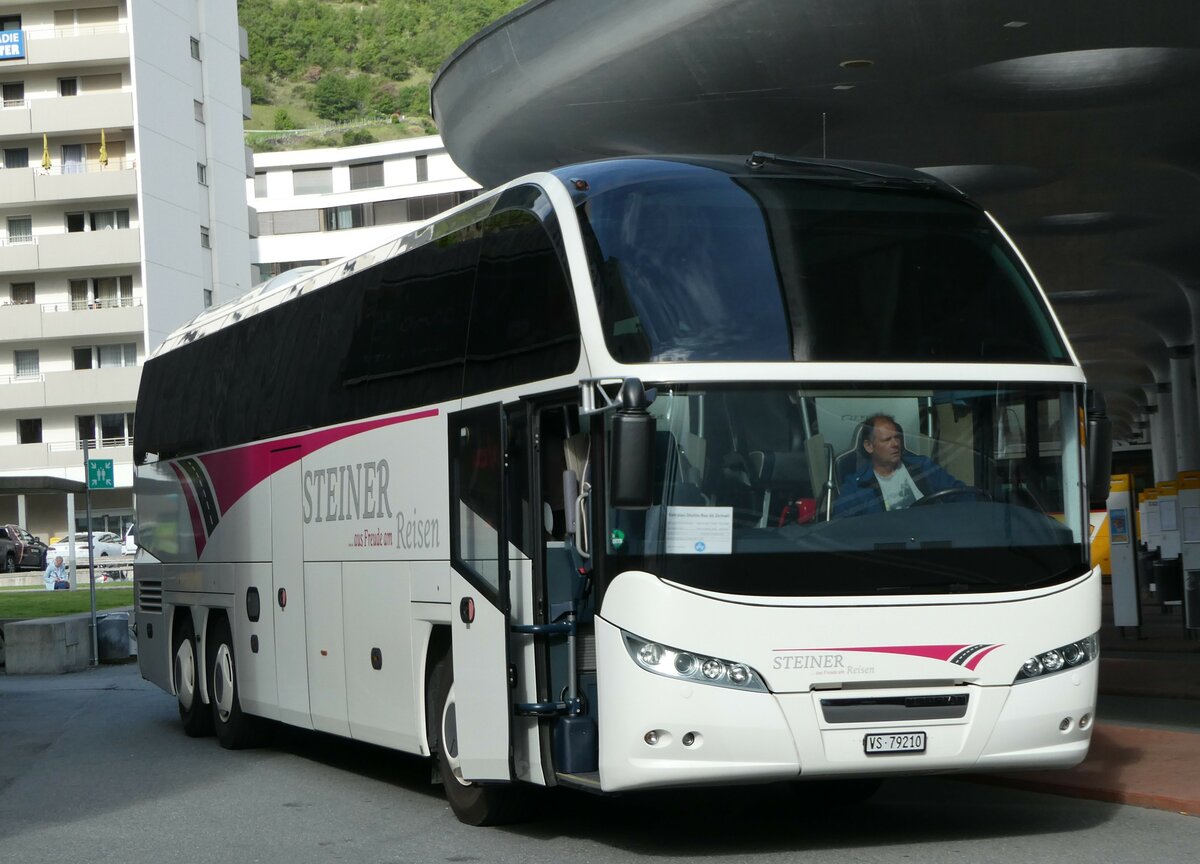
432,0,1200,439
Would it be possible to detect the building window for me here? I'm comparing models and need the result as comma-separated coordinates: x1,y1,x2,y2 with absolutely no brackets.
1,15,22,31
97,343,136,367
200,228,210,248
373,199,409,225
92,274,133,309
10,282,34,305
62,143,84,174
190,37,201,60
6,216,32,244
90,209,129,231
69,279,88,307
324,204,370,232
415,154,428,182
193,100,204,123
73,346,92,370
203,288,213,308
197,162,207,185
2,81,24,108
59,77,80,97
4,147,28,169
17,418,42,445
13,349,39,379
292,167,333,195
253,172,268,197
66,213,85,233
350,161,384,190
80,412,134,446
267,209,320,235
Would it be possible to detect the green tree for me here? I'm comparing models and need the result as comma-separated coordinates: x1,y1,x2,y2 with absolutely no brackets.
273,108,296,130
310,73,362,122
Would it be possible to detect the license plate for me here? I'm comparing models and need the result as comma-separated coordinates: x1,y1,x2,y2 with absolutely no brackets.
864,732,926,755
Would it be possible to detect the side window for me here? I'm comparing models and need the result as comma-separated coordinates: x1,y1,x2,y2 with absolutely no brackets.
464,207,579,395
450,405,505,600
342,225,482,409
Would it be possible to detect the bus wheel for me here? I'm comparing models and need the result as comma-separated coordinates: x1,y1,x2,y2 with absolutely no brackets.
206,615,261,749
428,653,529,826
173,616,212,737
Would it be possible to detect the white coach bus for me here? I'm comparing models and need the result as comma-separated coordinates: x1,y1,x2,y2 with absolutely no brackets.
134,153,1111,825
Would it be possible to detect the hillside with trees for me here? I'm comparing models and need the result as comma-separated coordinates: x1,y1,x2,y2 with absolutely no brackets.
238,0,524,150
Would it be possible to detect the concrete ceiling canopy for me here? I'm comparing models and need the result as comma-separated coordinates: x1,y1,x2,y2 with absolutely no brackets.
432,0,1200,443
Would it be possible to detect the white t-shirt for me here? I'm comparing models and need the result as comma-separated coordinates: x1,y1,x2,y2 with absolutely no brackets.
875,463,924,510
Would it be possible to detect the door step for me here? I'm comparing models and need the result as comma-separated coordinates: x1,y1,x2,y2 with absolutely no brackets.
555,771,603,793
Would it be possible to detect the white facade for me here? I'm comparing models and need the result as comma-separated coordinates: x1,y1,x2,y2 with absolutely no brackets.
249,135,480,281
0,1,252,539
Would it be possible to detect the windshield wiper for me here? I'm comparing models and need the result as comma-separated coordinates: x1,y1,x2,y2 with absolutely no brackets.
875,582,978,594
745,151,962,197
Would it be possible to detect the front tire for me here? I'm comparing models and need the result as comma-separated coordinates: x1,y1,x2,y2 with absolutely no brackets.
206,615,263,749
173,615,212,737
4,554,14,573
427,651,529,826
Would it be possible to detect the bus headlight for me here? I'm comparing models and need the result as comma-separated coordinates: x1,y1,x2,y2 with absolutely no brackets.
1014,633,1098,683
623,632,767,692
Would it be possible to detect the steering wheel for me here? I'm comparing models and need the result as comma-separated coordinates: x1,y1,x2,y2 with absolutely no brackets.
911,486,993,507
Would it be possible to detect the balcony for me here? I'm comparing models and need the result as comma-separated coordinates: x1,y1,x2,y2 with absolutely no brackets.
31,91,134,136
25,25,130,68
0,103,33,137
0,167,35,204
0,237,40,272
41,298,144,340
34,159,138,203
0,298,143,344
36,227,141,271
44,365,140,408
0,374,47,411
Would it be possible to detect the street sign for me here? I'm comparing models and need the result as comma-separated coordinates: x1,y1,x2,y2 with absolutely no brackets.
87,459,114,490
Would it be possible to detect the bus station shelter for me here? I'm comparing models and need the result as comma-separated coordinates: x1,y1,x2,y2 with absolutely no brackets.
0,476,88,587
432,0,1200,481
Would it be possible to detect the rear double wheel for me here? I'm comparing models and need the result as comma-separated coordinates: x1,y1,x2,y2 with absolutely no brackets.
206,615,264,749
173,615,213,737
427,650,530,826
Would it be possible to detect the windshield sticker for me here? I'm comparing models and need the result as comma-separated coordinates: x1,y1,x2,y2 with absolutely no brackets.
610,528,625,550
665,506,733,555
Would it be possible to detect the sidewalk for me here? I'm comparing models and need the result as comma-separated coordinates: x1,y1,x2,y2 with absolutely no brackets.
975,653,1200,817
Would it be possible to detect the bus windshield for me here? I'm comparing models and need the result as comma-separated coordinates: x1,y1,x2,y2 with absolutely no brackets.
604,383,1086,597
577,161,1069,364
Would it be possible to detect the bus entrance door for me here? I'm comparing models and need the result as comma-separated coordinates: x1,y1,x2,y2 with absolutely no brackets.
448,403,514,781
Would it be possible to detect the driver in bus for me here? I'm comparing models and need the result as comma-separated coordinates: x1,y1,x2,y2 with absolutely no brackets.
833,414,964,517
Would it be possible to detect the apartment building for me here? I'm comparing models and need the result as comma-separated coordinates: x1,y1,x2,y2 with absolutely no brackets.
0,1,252,540
250,135,481,281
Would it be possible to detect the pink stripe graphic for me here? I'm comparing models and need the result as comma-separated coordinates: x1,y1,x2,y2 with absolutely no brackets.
170,461,208,558
964,644,1004,670
197,409,439,517
775,644,970,662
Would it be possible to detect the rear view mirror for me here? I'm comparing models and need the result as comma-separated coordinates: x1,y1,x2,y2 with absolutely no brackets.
609,379,656,509
1086,390,1112,506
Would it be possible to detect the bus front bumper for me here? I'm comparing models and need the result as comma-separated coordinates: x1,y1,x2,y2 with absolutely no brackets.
595,617,1097,792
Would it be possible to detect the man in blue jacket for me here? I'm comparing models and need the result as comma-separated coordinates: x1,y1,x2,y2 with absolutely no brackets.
833,414,964,517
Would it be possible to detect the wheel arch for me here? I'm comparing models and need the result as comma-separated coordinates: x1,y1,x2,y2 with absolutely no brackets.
423,624,452,756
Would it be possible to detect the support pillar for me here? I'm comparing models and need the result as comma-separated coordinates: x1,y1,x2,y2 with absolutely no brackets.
1171,345,1200,471
1157,382,1177,482
16,493,26,528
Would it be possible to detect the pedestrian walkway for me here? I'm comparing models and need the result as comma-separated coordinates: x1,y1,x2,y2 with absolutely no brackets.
976,653,1200,817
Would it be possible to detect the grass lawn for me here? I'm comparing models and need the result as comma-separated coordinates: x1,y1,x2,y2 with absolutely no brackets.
0,586,134,620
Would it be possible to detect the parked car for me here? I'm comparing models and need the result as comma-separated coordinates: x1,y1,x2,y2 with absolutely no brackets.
50,531,125,562
1,525,49,572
